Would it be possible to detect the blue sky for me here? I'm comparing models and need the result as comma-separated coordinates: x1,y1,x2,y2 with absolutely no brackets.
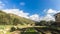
0,0,60,15
0,0,60,21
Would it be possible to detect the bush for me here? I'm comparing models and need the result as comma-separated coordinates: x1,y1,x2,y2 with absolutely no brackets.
10,27,16,32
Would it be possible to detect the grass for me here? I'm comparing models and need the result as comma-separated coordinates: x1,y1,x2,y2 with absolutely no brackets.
0,25,5,29
0,25,39,34
0,25,13,34
26,28,36,32
0,25,60,34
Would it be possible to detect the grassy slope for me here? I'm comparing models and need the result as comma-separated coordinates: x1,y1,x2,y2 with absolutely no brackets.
0,10,35,25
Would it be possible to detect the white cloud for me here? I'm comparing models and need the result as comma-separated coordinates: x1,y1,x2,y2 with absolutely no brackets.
47,9,60,15
3,9,29,18
42,9,60,21
47,9,57,14
2,9,41,22
2,9,60,22
29,14,40,22
42,14,55,21
0,1,5,9
20,2,25,6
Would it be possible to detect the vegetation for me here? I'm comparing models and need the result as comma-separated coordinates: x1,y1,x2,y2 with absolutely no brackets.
35,20,55,26
0,10,35,25
25,28,36,32
0,10,60,34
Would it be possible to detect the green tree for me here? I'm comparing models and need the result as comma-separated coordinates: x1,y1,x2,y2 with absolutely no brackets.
39,20,47,26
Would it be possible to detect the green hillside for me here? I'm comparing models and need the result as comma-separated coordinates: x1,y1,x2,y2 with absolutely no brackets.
0,10,35,25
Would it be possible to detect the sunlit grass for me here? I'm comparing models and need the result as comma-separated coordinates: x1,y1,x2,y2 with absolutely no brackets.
0,25,13,34
0,25,60,34
26,28,36,32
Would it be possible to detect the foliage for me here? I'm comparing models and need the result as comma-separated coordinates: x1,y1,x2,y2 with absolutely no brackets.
26,28,36,32
35,20,55,26
35,20,47,26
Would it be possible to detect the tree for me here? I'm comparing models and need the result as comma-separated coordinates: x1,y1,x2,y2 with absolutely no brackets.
40,20,47,26
47,20,55,26
35,20,47,26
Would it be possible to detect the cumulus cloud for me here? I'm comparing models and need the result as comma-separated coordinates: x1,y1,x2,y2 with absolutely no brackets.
3,9,29,18
42,9,60,21
42,14,55,21
2,9,60,22
47,9,57,14
47,9,60,15
2,9,41,21
29,14,40,22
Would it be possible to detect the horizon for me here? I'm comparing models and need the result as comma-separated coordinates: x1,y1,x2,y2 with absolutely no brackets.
0,0,60,21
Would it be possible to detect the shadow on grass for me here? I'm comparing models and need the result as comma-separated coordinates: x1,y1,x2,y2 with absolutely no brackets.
21,32,39,34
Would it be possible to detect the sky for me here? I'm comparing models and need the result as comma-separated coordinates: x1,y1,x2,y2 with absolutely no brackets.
0,0,60,22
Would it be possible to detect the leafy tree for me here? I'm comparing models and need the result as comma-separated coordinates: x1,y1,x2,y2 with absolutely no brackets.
47,20,55,26
40,20,47,26
35,20,47,26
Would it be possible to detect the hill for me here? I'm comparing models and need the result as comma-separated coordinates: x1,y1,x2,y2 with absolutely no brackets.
0,10,35,25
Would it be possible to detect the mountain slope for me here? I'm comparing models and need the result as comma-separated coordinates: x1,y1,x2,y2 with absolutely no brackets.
0,10,35,25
